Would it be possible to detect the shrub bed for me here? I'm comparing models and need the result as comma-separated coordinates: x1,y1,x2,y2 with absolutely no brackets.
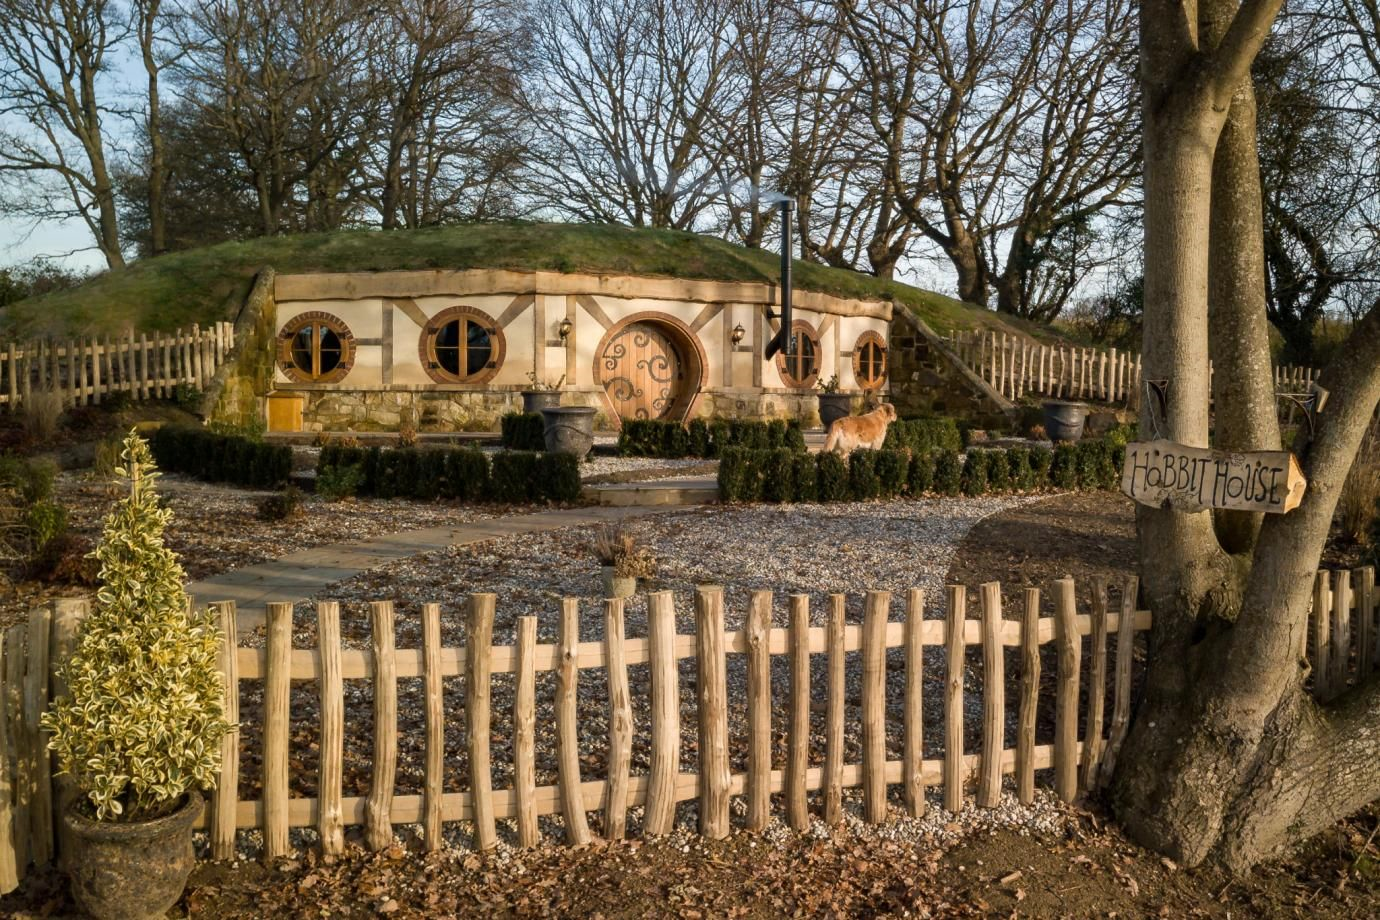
500,412,546,451
618,418,806,458
316,444,580,504
718,438,1123,503
881,417,964,453
151,425,292,489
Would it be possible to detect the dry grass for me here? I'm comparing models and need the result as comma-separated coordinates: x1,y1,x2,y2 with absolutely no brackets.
1340,416,1380,546
22,388,63,441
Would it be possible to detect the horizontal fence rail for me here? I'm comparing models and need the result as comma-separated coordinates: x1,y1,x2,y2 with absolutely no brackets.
0,322,234,410
2,568,1370,892
946,330,1318,409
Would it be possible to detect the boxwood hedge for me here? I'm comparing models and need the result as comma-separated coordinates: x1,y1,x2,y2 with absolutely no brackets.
316,444,579,504
151,426,292,489
618,418,806,458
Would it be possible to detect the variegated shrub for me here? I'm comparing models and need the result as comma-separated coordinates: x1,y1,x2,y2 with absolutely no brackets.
42,430,232,822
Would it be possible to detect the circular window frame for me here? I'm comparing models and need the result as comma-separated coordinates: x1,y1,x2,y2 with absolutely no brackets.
277,311,356,384
852,330,889,390
418,305,506,385
775,320,821,389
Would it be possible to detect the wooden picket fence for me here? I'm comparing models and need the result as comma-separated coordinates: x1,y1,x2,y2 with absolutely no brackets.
1309,567,1379,702
0,568,1364,893
946,330,1319,408
0,321,235,410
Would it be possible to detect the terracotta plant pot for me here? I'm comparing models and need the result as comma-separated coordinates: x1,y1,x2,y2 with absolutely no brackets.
521,390,562,414
818,392,852,430
1041,400,1090,442
602,565,636,599
542,406,597,461
62,791,203,920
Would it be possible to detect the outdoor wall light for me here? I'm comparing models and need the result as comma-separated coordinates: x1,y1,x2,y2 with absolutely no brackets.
732,323,746,345
558,317,573,341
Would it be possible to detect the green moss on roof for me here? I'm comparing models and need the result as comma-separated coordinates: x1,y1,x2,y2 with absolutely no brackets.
0,221,1050,341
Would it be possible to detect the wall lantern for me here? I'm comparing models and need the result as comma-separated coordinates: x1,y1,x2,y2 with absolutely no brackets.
731,323,746,345
558,317,573,341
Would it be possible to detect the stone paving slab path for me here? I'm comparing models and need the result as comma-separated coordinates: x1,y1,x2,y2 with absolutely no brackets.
187,505,682,634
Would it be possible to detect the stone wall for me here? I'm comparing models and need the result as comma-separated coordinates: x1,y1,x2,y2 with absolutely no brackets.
205,267,277,432
299,387,614,433
887,311,1014,428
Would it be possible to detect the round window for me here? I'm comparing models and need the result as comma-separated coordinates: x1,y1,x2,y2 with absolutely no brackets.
853,331,888,389
420,306,505,384
776,320,820,389
277,313,355,383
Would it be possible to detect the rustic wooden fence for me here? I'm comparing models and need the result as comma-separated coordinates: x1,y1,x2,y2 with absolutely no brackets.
0,321,235,411
946,330,1318,408
0,569,1368,892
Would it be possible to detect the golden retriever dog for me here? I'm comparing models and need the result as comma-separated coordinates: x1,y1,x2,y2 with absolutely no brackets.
824,403,897,453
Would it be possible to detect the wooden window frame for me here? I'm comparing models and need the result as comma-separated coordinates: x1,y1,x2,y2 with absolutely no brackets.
775,320,821,389
852,331,888,390
419,305,506,385
277,312,356,384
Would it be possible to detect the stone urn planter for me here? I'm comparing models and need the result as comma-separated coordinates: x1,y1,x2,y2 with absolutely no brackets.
818,392,852,430
602,566,637,599
541,406,597,461
1041,400,1090,442
62,791,202,920
522,390,562,414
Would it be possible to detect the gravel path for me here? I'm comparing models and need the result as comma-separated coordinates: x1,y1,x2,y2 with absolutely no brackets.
229,494,1056,855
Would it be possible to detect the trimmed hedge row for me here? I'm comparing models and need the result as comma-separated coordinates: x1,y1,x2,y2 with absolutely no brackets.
316,444,580,503
618,418,808,458
500,412,546,451
881,418,964,454
719,439,1123,503
151,426,292,489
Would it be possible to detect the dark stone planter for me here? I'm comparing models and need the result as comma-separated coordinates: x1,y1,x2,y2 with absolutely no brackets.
542,406,597,461
1042,400,1090,442
818,393,852,429
522,390,562,414
63,791,202,920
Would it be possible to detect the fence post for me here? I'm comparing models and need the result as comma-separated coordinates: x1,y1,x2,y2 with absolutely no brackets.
365,601,396,852
1331,571,1352,694
602,600,630,841
862,590,889,824
23,606,52,867
316,601,343,857
421,603,444,852
978,583,1003,809
1054,579,1081,802
515,616,539,847
210,601,242,860
824,594,845,824
644,591,678,836
1017,588,1040,805
745,591,772,832
263,602,292,860
787,594,810,830
1100,576,1139,789
1360,567,1376,678
1313,571,1332,698
695,586,729,839
903,588,925,818
1081,577,1108,791
0,629,16,894
4,624,29,875
468,594,497,850
944,585,965,814
556,598,591,846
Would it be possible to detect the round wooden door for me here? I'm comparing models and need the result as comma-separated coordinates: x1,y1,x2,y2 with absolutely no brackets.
600,322,686,420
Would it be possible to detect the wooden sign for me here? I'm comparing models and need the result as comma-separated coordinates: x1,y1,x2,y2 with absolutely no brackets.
1121,439,1307,513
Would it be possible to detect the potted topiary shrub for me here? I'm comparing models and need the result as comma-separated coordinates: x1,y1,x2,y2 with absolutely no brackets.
522,372,566,413
816,375,852,430
592,525,657,598
42,430,232,920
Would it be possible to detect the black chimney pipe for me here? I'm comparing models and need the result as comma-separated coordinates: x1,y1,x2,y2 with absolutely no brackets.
764,197,794,361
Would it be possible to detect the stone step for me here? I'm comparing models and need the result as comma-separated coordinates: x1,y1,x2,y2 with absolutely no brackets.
587,477,719,507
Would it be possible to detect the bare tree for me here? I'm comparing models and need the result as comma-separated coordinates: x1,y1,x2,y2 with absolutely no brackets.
521,0,737,230
836,0,1138,311
1109,0,1380,871
0,0,127,268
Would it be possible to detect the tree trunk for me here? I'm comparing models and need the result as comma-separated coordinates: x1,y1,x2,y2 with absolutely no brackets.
1208,87,1281,552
